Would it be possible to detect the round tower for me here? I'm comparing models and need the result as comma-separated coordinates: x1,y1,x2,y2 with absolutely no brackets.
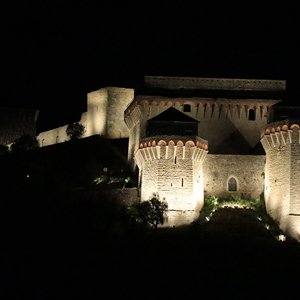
135,136,208,226
261,122,300,241
85,87,134,138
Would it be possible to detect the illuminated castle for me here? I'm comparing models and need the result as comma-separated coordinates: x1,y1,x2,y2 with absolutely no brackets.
4,75,300,240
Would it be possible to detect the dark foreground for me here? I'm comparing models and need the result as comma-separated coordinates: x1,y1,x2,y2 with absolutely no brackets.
2,201,300,300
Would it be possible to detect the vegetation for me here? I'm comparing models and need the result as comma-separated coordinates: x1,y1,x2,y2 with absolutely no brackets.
128,193,168,229
197,195,284,240
66,122,85,140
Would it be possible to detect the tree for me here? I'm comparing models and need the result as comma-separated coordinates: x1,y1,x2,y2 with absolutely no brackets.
66,122,85,140
10,134,39,153
129,193,168,229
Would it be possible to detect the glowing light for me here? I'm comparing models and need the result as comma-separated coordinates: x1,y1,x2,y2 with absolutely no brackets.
277,234,286,242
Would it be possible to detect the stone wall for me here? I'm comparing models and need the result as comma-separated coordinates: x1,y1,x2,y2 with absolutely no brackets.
203,154,265,199
37,87,134,147
84,87,134,139
125,97,278,161
106,87,134,139
37,124,69,146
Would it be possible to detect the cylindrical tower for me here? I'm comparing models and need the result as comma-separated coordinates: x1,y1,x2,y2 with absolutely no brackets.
261,122,300,241
135,136,208,226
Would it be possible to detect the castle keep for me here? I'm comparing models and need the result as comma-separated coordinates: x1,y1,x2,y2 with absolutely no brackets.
3,75,300,240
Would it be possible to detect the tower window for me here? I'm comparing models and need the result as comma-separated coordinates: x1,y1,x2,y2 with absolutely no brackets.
183,104,191,112
181,178,184,187
228,177,237,192
248,109,256,121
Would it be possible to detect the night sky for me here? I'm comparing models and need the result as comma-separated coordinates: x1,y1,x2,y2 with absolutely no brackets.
1,3,297,131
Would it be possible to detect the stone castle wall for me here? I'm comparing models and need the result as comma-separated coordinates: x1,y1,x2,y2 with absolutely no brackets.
83,87,134,139
37,124,69,146
125,97,277,167
37,87,134,147
203,154,265,200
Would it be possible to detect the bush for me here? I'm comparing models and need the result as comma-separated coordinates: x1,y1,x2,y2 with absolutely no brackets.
128,193,168,229
66,122,85,140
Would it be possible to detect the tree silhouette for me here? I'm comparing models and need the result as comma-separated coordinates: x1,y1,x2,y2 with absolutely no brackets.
129,193,168,229
66,122,85,140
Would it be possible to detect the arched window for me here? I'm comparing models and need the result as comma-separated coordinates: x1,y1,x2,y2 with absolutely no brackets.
228,177,237,192
183,104,191,112
248,108,256,121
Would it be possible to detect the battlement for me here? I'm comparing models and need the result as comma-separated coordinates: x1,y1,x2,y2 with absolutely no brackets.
135,136,208,168
144,75,286,92
261,122,300,149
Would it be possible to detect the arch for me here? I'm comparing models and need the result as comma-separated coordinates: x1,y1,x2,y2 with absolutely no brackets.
282,125,288,131
151,140,156,146
176,140,184,147
168,140,175,146
228,176,238,192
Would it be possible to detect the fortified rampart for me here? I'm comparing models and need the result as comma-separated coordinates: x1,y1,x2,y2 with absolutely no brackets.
125,96,278,159
82,87,134,139
37,87,134,146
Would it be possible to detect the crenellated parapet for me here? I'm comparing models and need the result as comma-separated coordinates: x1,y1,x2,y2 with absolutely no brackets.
135,136,208,168
260,122,300,150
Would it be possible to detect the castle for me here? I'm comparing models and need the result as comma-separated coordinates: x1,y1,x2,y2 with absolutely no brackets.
3,75,300,241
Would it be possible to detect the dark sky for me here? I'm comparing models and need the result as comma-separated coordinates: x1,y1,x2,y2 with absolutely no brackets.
1,3,297,131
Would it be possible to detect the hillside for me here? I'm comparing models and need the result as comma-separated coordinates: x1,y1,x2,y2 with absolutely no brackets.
2,199,300,299
1,136,300,299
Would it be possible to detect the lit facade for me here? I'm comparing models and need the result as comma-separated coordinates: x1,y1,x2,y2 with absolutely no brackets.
6,75,300,239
